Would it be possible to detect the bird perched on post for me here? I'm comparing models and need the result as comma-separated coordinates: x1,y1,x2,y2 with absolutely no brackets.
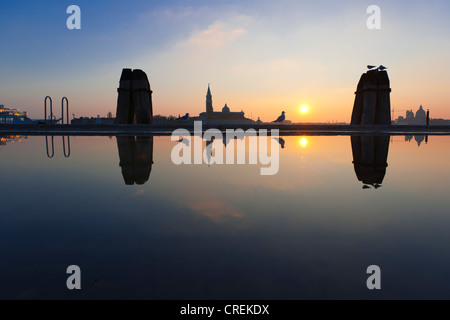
367,65,377,70
378,65,387,71
178,113,190,120
273,111,286,123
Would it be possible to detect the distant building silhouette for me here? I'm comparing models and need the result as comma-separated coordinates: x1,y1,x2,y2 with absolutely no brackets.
415,105,426,123
198,84,254,124
71,115,115,125
395,105,431,125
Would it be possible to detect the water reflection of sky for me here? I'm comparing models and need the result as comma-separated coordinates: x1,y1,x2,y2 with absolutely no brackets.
0,135,449,299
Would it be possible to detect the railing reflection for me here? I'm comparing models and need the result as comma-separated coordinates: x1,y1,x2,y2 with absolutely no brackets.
44,136,71,158
62,136,71,158
45,136,54,158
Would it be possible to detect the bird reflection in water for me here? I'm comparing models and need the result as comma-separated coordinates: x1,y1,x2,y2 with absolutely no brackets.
351,136,389,189
117,136,154,185
274,137,285,149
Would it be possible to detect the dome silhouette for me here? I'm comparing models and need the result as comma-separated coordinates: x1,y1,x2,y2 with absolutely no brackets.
416,105,426,118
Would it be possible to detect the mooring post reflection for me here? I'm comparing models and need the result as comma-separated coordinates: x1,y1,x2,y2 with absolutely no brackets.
117,136,154,185
351,136,390,189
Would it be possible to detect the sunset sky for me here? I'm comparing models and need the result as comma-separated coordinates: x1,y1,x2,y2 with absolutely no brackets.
1,0,449,122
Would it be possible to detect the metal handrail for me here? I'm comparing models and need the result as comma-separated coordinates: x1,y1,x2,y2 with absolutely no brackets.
62,136,71,158
61,97,69,125
44,96,53,124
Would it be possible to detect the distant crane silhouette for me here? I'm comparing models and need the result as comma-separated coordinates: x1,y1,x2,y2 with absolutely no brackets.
273,111,286,123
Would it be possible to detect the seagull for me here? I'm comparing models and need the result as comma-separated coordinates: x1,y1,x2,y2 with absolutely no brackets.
178,113,190,120
178,137,190,147
273,137,285,148
367,65,377,70
273,111,286,123
378,65,387,71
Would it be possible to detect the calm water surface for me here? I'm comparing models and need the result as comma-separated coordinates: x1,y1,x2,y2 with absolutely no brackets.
0,134,449,299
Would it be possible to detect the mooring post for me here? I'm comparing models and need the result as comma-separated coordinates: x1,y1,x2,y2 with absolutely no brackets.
116,69,133,124
361,70,378,125
351,67,392,126
375,71,391,125
132,69,153,125
350,74,366,125
116,68,153,125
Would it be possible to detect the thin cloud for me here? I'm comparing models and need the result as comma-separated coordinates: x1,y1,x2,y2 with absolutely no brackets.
186,23,247,47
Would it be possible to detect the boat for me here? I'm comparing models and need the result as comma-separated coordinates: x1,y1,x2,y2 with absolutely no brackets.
0,105,35,124
0,104,60,124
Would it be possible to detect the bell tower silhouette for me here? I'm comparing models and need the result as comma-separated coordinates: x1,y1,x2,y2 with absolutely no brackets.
206,84,213,117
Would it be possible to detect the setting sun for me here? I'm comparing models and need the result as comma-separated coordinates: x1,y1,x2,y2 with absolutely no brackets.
300,105,309,114
299,137,308,148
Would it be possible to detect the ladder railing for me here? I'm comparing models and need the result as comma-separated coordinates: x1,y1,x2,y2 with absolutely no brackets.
44,96,71,124
45,135,72,158
43,96,72,158
44,96,53,124
61,97,69,125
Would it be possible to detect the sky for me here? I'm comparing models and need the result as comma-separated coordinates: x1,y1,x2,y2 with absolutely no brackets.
0,0,449,123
